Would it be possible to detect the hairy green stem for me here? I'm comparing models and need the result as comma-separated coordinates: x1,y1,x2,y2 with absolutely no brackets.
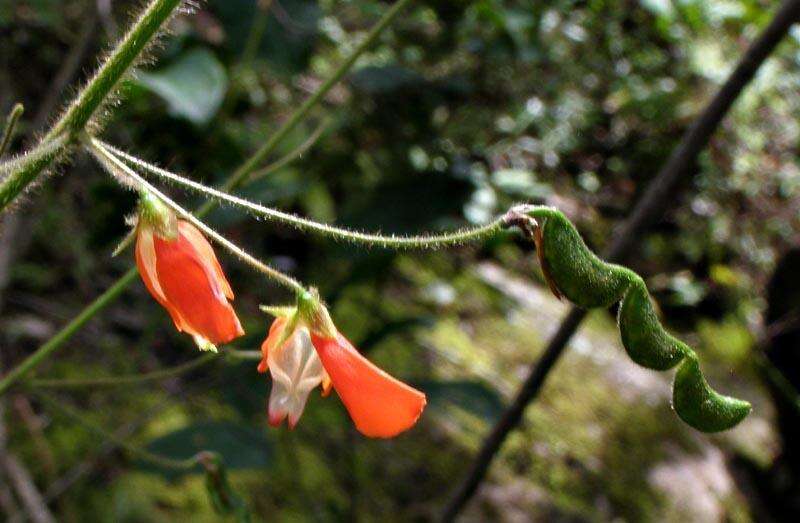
106,119,332,257
0,0,414,395
88,139,307,294
0,103,24,158
95,138,505,249
0,0,183,213
47,0,182,137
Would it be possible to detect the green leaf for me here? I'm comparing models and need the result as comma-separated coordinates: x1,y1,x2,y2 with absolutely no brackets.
136,48,228,125
141,421,272,477
418,380,506,423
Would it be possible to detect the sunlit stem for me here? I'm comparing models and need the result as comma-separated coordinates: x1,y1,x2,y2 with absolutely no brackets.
93,138,506,249
87,138,307,295
105,119,331,257
0,0,182,213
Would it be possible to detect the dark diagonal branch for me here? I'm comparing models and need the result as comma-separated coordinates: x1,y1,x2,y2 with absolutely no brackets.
441,1,800,519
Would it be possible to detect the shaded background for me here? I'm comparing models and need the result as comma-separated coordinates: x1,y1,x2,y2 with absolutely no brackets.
1,0,800,521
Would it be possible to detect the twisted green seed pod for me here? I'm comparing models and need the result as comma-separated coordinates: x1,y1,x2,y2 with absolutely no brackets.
521,206,751,432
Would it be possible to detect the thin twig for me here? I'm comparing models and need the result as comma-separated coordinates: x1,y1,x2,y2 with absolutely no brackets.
240,0,274,66
88,139,307,294
199,0,417,205
0,392,22,520
94,138,506,249
44,394,182,501
0,0,183,212
440,1,800,519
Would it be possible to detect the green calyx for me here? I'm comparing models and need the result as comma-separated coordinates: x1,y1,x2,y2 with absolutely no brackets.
258,289,337,349
296,288,338,339
137,190,177,239
259,305,297,318
519,205,751,433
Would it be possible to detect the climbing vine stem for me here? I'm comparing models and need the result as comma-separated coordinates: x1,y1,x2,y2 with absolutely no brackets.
93,138,506,249
0,0,183,213
87,138,307,295
0,0,417,395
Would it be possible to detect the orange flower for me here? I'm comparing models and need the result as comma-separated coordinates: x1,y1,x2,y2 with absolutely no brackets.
258,295,426,438
135,195,244,351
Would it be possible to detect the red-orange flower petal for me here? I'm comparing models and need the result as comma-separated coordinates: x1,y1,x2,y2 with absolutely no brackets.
310,333,426,438
258,316,288,374
135,220,244,347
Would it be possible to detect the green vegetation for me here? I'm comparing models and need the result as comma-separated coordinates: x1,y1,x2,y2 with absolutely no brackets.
1,0,797,520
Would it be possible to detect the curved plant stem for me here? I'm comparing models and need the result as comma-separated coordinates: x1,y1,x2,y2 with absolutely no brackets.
0,0,415,395
106,119,333,257
0,104,24,158
88,139,307,294
46,0,181,138
225,349,262,360
0,0,183,213
95,138,506,249
34,392,206,471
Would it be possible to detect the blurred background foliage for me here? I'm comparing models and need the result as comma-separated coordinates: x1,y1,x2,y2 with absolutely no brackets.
1,0,800,521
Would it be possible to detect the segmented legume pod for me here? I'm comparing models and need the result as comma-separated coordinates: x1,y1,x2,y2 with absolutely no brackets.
525,206,750,432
